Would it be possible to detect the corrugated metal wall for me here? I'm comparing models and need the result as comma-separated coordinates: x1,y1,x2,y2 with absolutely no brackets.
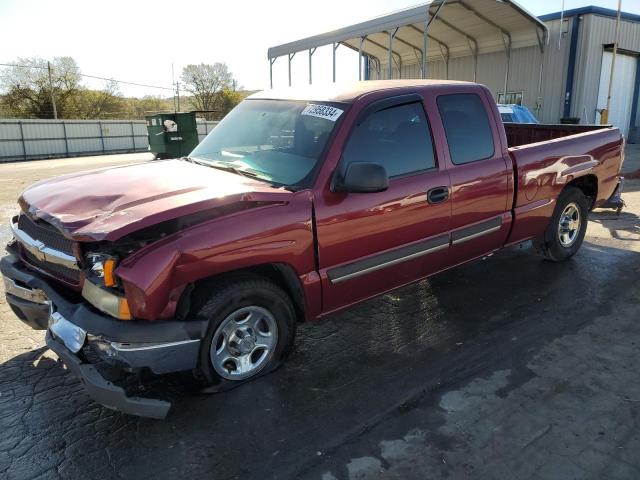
197,121,220,142
0,119,148,162
369,46,553,121
365,12,640,130
0,119,219,162
538,17,572,123
572,14,640,124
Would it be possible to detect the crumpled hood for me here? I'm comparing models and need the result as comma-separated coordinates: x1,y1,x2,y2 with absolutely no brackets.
19,159,293,241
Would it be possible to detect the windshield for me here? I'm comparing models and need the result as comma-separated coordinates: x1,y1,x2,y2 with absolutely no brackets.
190,99,344,186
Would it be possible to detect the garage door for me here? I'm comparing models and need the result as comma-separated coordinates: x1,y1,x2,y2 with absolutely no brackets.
597,51,637,137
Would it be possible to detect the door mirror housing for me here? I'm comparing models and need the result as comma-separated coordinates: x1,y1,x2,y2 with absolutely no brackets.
333,162,389,193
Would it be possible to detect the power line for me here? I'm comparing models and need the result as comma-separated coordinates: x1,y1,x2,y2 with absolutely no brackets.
0,62,179,92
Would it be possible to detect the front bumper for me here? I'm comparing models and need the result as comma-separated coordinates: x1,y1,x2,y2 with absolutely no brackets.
46,332,172,419
1,253,207,419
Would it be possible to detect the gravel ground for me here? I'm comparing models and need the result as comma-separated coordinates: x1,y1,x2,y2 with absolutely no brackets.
0,150,638,480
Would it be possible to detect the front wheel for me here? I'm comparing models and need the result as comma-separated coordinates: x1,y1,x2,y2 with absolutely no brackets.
537,186,589,262
193,276,297,386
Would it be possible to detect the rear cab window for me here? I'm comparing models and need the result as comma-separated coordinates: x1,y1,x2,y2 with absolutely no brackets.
341,102,437,178
437,93,495,165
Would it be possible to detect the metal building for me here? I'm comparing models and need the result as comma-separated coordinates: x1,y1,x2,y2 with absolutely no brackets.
268,2,640,141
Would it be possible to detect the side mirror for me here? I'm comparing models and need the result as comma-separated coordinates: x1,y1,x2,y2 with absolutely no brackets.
333,162,389,193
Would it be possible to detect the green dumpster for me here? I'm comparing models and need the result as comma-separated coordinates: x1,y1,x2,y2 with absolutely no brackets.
145,112,199,159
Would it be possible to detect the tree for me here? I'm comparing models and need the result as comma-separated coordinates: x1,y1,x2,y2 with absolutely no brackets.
64,80,124,119
181,63,234,119
125,95,174,119
216,88,244,117
0,57,81,118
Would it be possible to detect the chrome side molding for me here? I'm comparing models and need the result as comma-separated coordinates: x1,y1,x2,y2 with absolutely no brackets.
451,225,501,245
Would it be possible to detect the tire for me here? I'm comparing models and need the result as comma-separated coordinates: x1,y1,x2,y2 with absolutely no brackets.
193,276,296,386
537,186,589,262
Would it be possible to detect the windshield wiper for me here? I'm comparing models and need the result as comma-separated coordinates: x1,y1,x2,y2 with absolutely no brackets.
209,163,261,180
185,156,264,180
181,156,210,167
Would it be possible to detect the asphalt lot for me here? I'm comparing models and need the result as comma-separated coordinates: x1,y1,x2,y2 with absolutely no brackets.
0,149,639,480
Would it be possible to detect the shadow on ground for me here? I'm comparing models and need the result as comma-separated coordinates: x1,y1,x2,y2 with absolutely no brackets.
0,241,638,479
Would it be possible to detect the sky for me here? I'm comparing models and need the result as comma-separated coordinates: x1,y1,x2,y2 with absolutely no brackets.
1,0,638,97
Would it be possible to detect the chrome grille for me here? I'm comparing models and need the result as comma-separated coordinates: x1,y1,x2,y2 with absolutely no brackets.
18,215,74,255
23,249,81,284
13,214,81,286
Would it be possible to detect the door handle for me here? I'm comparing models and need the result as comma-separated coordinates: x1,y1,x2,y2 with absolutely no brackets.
427,186,449,204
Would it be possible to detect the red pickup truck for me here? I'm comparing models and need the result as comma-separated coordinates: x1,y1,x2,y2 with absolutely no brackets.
1,80,625,418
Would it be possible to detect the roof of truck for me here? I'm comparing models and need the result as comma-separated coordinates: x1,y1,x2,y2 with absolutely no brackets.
249,79,476,103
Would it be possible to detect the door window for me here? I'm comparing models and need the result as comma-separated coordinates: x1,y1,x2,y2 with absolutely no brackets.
437,94,495,165
341,102,436,178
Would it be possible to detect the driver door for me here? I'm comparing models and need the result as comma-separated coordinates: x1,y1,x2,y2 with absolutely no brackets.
314,95,452,314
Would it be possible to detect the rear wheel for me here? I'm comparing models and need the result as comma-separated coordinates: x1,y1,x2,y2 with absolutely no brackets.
193,276,296,386
537,186,589,262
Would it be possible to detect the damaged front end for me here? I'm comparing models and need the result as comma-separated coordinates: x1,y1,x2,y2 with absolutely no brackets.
1,210,214,419
2,252,207,419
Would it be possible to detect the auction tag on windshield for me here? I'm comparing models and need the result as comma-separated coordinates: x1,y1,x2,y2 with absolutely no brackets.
301,104,343,122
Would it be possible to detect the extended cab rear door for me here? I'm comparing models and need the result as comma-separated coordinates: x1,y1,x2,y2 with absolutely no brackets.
430,86,513,265
314,93,452,314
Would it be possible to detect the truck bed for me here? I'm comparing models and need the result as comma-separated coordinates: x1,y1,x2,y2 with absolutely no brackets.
504,123,609,148
504,123,624,246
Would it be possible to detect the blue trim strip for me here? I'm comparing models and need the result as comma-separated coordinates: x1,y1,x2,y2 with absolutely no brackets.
539,6,640,23
630,58,640,131
364,56,370,81
563,16,581,118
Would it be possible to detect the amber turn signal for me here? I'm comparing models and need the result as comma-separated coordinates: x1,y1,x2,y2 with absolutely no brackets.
103,258,117,287
117,297,132,320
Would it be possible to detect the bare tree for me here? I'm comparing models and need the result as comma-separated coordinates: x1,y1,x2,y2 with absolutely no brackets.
181,63,234,118
0,57,81,118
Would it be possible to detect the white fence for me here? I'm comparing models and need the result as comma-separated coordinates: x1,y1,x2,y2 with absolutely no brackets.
198,121,219,142
0,119,219,162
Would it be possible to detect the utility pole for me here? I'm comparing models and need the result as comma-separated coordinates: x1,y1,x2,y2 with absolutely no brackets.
604,0,622,124
47,61,58,119
176,81,180,112
172,63,177,113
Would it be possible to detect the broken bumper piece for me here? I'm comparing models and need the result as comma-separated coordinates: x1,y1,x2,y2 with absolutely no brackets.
46,331,172,419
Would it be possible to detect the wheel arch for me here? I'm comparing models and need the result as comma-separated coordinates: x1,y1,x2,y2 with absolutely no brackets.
566,174,598,209
177,263,306,323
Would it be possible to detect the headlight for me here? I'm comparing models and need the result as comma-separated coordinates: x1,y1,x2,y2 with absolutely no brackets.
86,253,118,287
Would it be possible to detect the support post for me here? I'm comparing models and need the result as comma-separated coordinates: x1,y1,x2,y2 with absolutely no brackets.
269,58,274,89
535,27,547,118
423,9,429,78
19,120,26,161
288,53,296,87
358,37,366,81
47,61,58,120
98,121,105,152
62,121,69,155
439,44,450,79
388,29,398,79
176,81,180,111
605,0,622,118
467,38,478,82
333,43,338,82
501,33,512,100
308,48,316,84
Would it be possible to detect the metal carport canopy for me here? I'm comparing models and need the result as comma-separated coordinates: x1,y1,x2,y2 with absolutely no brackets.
267,0,548,88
